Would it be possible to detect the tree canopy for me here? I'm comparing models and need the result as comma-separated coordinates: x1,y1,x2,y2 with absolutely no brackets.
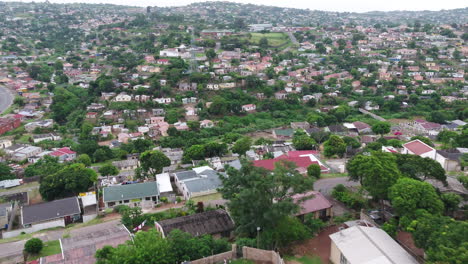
139,150,171,177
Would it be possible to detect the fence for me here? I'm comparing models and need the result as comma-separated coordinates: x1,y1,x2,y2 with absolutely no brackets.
188,245,285,264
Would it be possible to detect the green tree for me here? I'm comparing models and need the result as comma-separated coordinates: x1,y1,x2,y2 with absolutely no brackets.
0,162,15,181
343,136,361,149
440,193,462,215
219,161,314,238
24,238,43,254
232,137,252,156
24,156,64,178
259,37,269,49
139,150,171,177
95,229,175,264
371,121,391,137
182,145,205,163
292,132,316,150
396,154,447,184
208,96,229,116
307,164,321,179
98,163,119,176
39,163,98,201
323,135,346,157
205,48,216,60
389,178,444,218
76,154,92,167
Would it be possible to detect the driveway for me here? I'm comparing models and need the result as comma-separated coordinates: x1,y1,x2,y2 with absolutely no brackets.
314,177,360,196
0,86,13,114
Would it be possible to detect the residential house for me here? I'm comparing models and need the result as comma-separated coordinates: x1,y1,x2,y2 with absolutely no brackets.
49,147,76,162
402,139,437,159
155,173,174,200
200,119,214,128
21,197,81,232
291,122,311,130
293,191,333,221
155,209,234,238
24,119,54,132
32,133,61,143
329,226,419,264
79,192,98,223
273,128,295,140
179,82,197,91
114,93,132,102
102,182,160,209
241,104,256,112
435,148,466,171
253,150,330,175
0,116,21,135
173,167,223,200
112,159,139,171
352,121,372,134
10,145,42,162
0,139,12,149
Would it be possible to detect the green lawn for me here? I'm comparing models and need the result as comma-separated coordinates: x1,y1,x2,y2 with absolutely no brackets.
320,173,348,179
27,240,61,261
285,255,323,264
192,192,222,203
230,260,254,264
249,32,290,47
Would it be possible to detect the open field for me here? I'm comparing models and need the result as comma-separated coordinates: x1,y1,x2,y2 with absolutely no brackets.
249,32,290,47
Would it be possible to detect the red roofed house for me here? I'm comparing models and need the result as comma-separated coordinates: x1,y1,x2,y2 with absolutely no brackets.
241,104,256,112
0,116,21,135
402,140,436,159
293,191,333,221
253,150,330,175
157,59,170,65
49,147,77,162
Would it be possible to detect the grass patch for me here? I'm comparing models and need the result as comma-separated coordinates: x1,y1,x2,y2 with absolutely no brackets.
27,240,61,261
230,260,255,264
191,192,222,203
0,181,39,193
285,255,323,264
0,232,33,244
249,32,290,47
65,217,104,230
320,173,348,179
16,134,31,144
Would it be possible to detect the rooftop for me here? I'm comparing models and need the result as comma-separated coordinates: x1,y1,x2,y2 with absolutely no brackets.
330,226,419,264
22,197,81,225
103,182,159,202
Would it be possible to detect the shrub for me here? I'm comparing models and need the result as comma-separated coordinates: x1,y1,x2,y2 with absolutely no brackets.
24,238,43,254
304,217,326,235
113,205,130,214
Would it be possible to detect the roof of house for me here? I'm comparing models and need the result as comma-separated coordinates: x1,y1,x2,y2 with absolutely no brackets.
293,191,332,215
156,173,173,193
274,128,295,137
49,147,75,157
183,170,223,194
22,197,81,225
156,209,234,236
103,182,159,202
330,226,419,264
353,121,371,131
253,153,328,172
403,140,434,155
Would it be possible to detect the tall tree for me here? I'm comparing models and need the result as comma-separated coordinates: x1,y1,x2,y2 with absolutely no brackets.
323,135,346,158
389,178,444,218
371,121,391,137
39,163,97,201
139,150,171,178
232,137,252,156
0,162,15,181
219,161,314,239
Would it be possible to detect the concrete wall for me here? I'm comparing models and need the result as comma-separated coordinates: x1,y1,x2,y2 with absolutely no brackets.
191,244,236,264
435,153,460,171
242,247,284,264
83,214,97,223
2,218,65,238
329,240,340,264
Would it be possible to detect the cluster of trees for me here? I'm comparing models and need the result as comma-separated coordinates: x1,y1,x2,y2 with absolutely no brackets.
219,161,316,249
95,229,230,264
0,162,15,181
182,142,228,163
347,152,465,263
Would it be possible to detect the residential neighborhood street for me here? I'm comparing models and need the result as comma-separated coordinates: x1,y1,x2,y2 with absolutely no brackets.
0,85,13,114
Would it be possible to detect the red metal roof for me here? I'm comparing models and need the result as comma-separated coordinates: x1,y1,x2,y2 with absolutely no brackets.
293,191,332,215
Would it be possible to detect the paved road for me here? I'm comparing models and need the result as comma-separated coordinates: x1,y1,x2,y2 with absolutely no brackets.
286,31,299,45
314,177,360,195
0,85,13,114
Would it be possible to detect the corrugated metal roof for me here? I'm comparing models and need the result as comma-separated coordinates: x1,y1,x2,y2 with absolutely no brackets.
103,182,159,202
22,197,80,225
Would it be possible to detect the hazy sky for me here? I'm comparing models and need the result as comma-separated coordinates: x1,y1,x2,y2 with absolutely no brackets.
4,0,468,12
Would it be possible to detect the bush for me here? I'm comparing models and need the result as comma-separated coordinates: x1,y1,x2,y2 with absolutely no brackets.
24,238,43,254
304,217,326,235
332,185,367,210
113,205,130,214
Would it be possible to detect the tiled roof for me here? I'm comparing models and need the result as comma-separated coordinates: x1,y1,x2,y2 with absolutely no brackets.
403,140,434,155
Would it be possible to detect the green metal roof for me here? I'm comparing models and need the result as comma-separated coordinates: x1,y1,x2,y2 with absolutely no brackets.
103,182,159,202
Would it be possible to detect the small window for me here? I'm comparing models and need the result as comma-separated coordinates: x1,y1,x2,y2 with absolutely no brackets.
145,197,151,201
124,200,129,203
